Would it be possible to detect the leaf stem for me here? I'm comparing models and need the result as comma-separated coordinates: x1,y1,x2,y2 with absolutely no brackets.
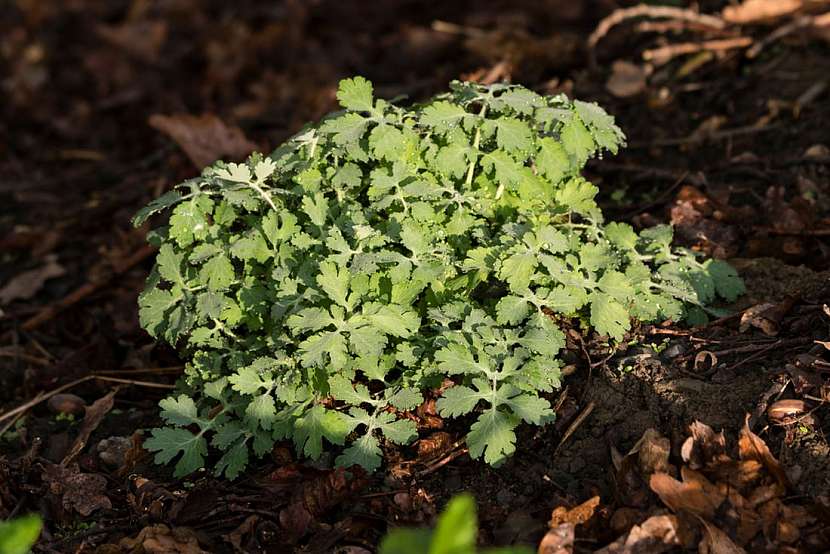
464,103,488,189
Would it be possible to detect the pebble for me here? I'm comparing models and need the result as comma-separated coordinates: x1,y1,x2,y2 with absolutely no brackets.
47,393,86,416
97,436,133,467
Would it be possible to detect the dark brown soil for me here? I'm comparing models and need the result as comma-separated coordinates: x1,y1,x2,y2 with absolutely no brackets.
1,1,829,552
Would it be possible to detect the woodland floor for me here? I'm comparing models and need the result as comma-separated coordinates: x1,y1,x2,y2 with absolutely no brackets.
1,1,830,553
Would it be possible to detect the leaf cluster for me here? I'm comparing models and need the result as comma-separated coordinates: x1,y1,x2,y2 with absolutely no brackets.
135,77,744,477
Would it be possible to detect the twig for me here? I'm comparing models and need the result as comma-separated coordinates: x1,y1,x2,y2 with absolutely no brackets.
94,366,184,375
554,401,595,455
632,123,782,148
0,374,174,424
21,243,156,331
747,15,814,59
695,337,811,360
753,226,830,237
588,4,725,67
416,446,469,477
0,349,52,366
642,37,752,66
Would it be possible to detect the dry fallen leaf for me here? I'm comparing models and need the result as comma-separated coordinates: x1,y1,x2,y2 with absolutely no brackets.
43,463,112,516
63,389,116,464
767,399,808,424
699,518,746,554
738,415,790,489
681,421,728,469
549,496,601,527
149,113,258,169
595,514,693,554
0,256,65,305
119,524,208,554
606,60,647,98
739,299,794,336
649,472,722,519
538,522,574,554
722,0,804,24
634,429,672,477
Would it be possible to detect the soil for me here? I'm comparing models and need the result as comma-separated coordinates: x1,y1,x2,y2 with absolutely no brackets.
1,1,829,552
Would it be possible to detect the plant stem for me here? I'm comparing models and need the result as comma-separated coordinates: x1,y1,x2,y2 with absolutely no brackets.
464,103,488,189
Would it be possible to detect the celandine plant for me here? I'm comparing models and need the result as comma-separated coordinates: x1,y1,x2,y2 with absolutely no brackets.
134,78,744,478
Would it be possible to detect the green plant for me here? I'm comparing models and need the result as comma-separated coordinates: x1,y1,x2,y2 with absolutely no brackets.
0,514,42,554
379,494,531,554
134,77,744,477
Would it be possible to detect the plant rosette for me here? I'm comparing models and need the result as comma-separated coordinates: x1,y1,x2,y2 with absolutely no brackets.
134,77,744,478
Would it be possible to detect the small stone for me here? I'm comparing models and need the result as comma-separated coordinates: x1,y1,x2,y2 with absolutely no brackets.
48,393,86,416
97,436,133,468
803,144,829,158
393,492,412,511
661,342,687,360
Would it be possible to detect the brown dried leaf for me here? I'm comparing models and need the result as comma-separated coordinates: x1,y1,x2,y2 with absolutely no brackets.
649,472,722,519
634,429,672,477
681,421,728,469
538,523,574,554
767,399,807,423
739,299,794,336
417,431,454,460
595,514,693,554
43,463,112,516
149,113,257,169
63,390,116,465
549,496,601,527
119,524,208,554
223,515,259,553
699,518,746,554
278,467,367,542
0,256,65,305
738,415,790,489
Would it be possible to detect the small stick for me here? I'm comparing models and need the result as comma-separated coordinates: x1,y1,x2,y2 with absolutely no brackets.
0,374,173,424
21,244,156,332
642,37,752,66
554,401,595,455
588,4,725,67
416,446,469,477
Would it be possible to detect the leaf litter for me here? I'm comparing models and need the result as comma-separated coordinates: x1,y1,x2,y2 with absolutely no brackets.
1,0,829,551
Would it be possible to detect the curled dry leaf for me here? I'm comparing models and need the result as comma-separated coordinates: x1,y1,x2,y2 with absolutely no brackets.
278,467,367,542
549,495,601,528
635,429,672,477
738,414,790,489
63,389,116,465
681,421,728,469
596,514,694,554
416,431,454,460
43,463,112,516
699,518,746,554
648,471,722,519
223,515,259,553
118,524,208,554
0,256,65,305
767,399,807,423
739,299,795,336
538,522,575,554
149,113,258,169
